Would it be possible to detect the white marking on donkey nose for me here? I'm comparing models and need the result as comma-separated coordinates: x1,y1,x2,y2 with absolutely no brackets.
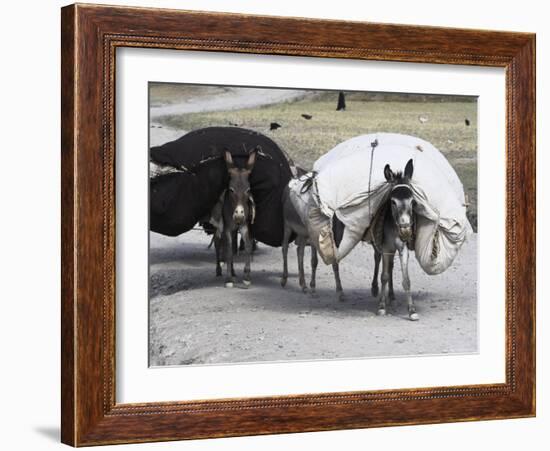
399,214,411,226
234,205,245,218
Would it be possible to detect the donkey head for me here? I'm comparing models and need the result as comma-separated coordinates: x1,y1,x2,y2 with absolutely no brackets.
224,147,258,226
384,159,415,242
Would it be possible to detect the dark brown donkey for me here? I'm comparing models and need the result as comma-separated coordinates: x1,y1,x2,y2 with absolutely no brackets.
215,148,258,288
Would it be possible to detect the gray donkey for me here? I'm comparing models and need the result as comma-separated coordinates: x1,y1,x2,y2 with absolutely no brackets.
210,148,258,288
280,177,344,300
371,159,419,321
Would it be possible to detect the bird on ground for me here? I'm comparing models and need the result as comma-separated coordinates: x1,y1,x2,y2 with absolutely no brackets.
301,114,313,120
465,118,470,126
418,115,429,124
270,122,282,130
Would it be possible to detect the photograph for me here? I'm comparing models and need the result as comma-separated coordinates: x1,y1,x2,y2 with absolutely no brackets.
52,1,537,447
148,84,478,367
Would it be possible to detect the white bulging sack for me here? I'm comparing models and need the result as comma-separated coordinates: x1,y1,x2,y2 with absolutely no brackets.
289,133,472,274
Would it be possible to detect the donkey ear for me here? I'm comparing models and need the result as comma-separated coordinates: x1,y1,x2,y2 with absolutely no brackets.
246,147,258,171
224,149,234,168
384,164,394,182
404,159,414,179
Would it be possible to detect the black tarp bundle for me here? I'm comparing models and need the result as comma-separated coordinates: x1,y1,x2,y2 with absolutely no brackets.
150,127,293,247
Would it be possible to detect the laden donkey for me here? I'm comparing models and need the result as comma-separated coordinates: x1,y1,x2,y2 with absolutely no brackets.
280,178,344,300
210,148,258,288
371,159,419,321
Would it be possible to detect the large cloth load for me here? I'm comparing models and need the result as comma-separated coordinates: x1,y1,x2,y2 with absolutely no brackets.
150,127,293,247
288,133,472,275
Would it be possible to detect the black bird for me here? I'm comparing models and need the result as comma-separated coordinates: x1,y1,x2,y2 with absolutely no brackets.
270,122,282,130
465,118,470,126
301,114,313,120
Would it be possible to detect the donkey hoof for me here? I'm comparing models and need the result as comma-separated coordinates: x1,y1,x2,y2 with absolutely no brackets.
338,292,345,302
243,279,252,287
301,286,308,294
409,312,419,321
280,277,287,288
377,308,386,316
371,285,379,297
224,281,234,288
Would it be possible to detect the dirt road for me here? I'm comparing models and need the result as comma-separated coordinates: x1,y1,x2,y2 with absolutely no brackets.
150,87,309,118
149,231,477,366
149,87,310,147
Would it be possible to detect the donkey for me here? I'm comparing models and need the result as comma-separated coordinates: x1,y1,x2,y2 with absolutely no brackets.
280,180,344,301
371,159,419,321
214,148,257,288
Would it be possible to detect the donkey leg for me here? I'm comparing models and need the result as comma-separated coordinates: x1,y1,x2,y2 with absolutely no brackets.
297,239,307,293
310,246,318,295
228,231,236,277
371,249,381,297
378,253,392,316
388,255,396,306
399,247,418,321
332,262,345,302
242,226,253,287
232,230,239,256
214,235,222,277
224,230,235,288
231,233,236,277
280,225,291,287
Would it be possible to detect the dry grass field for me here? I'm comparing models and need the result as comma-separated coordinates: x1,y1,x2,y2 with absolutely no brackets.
154,87,478,229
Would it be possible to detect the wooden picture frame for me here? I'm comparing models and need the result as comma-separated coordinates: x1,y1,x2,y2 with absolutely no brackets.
61,3,536,446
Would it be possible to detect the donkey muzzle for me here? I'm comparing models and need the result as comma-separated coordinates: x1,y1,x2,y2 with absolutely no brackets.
398,224,413,241
233,205,246,225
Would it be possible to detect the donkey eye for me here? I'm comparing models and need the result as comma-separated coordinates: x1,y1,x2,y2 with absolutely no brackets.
229,187,235,193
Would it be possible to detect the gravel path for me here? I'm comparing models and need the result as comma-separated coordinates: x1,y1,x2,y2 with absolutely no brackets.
149,231,478,366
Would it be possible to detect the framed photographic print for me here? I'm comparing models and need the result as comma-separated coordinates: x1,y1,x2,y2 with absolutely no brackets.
61,3,536,446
